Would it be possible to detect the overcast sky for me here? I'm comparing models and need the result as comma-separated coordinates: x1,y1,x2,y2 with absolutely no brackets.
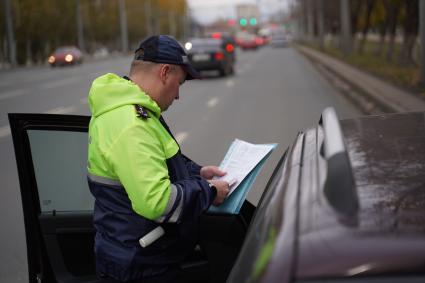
187,0,291,25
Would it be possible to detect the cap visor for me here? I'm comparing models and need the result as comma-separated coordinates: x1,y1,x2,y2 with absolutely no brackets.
182,64,201,80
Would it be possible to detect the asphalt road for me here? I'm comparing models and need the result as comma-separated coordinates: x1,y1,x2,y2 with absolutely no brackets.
0,46,361,282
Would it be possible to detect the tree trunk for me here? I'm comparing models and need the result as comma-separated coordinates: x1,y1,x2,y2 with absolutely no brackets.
347,0,361,49
358,0,375,54
399,0,419,65
374,0,390,56
385,1,400,62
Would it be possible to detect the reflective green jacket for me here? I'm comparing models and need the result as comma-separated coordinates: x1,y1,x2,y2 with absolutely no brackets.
88,73,180,220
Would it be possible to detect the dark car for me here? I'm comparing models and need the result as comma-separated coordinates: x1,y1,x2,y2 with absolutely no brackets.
48,46,83,67
8,108,425,283
184,38,236,77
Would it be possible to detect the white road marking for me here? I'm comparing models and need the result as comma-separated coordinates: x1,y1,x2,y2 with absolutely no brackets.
0,125,11,139
206,97,219,108
175,132,188,144
39,77,80,90
43,106,76,114
237,64,251,75
0,89,28,101
226,79,235,87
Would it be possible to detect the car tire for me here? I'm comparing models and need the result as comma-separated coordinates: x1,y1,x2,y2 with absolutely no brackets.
219,68,227,77
229,64,234,75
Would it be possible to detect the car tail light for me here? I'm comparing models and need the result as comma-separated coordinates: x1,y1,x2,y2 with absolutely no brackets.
211,32,221,39
225,44,234,53
214,52,224,60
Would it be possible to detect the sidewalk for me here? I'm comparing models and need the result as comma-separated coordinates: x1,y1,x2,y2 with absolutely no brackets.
296,45,425,113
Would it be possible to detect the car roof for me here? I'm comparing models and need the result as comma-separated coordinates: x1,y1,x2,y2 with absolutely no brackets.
295,111,425,279
54,46,80,53
189,38,223,46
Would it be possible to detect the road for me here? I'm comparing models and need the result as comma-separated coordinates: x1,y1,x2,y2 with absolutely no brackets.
0,46,361,282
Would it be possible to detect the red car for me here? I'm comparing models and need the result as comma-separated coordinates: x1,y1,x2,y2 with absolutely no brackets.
236,33,258,50
48,46,83,67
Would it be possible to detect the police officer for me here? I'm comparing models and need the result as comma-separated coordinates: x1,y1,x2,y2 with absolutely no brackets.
87,35,230,282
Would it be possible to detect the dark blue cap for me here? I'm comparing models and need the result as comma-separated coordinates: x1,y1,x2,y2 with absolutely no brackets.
135,35,201,80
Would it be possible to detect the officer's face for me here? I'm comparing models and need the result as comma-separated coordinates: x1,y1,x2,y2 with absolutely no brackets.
161,65,186,111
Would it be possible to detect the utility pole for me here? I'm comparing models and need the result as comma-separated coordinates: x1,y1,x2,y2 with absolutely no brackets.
168,11,176,38
183,4,190,39
318,0,325,50
4,0,16,66
168,0,176,38
306,0,314,41
118,0,129,53
152,3,160,34
144,0,152,36
340,0,352,56
420,0,425,85
76,0,85,52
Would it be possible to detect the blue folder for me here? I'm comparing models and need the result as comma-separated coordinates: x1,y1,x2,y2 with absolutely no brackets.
208,143,277,215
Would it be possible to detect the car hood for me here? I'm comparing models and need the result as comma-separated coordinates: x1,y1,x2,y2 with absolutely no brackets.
296,112,425,279
88,73,161,118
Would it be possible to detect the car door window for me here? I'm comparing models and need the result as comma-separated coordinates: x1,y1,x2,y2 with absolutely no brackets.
28,130,93,212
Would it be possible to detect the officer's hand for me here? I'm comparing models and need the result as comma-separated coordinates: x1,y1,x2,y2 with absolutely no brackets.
200,166,226,180
209,180,230,206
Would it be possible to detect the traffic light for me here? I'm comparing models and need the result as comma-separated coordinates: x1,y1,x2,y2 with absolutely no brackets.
228,19,236,26
249,17,257,26
239,18,247,26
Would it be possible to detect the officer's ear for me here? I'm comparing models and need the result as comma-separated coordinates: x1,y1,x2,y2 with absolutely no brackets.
158,64,171,85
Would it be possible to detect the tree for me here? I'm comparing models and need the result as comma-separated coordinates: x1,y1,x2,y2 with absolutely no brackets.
399,0,419,65
385,0,402,62
357,0,375,54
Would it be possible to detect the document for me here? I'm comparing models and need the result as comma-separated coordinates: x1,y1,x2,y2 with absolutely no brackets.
216,139,277,195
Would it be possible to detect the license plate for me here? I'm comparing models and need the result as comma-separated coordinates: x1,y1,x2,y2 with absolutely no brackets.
192,53,210,62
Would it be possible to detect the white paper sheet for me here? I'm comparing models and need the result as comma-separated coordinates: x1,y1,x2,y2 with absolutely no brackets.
216,139,275,195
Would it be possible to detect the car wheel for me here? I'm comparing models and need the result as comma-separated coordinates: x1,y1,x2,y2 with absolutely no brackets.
219,68,227,77
229,64,234,75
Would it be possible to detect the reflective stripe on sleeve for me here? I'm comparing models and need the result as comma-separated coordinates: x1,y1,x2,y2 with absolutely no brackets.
156,184,183,223
169,185,184,223
87,173,123,187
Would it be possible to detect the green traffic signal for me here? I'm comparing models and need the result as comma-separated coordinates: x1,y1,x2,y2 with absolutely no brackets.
239,18,247,26
249,17,257,26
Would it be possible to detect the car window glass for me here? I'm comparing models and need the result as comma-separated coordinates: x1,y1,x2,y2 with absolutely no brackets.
228,153,287,282
28,130,93,212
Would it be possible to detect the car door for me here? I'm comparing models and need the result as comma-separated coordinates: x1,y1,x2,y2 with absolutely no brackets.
9,113,255,283
9,113,98,283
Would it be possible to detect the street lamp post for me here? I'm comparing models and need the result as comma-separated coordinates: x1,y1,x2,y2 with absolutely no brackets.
118,0,129,53
76,0,85,53
340,0,352,56
3,0,16,66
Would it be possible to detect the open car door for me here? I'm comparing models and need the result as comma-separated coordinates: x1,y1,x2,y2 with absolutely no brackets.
9,113,98,283
9,113,255,283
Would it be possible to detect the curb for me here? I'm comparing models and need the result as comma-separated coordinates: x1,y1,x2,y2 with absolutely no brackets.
296,45,425,113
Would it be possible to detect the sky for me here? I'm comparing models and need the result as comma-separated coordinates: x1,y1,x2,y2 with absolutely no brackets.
187,0,291,25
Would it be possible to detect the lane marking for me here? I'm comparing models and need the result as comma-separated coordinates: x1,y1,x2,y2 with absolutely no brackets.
226,79,235,87
43,106,76,114
206,97,219,108
39,77,80,90
0,125,11,139
175,132,188,144
0,89,28,101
